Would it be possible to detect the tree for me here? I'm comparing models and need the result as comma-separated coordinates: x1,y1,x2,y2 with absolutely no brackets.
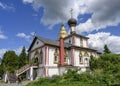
103,44,111,54
0,58,2,65
0,58,4,77
19,46,28,68
1,51,19,73
90,53,120,85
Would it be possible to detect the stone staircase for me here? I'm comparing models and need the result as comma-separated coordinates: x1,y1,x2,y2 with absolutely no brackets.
16,64,30,76
16,64,38,76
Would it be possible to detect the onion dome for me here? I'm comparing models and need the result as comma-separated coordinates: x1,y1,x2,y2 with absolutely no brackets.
68,18,77,27
59,24,67,38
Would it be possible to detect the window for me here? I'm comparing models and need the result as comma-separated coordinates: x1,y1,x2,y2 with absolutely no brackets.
69,39,71,44
79,57,83,64
64,50,68,64
32,50,39,65
85,58,88,61
54,56,58,62
54,48,59,64
79,51,83,64
64,57,67,63
36,41,39,44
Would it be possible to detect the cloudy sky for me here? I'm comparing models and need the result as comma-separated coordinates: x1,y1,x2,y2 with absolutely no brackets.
0,0,120,58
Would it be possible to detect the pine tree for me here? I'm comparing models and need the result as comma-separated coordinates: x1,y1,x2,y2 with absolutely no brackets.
19,46,28,68
1,51,19,73
103,44,111,54
0,58,2,65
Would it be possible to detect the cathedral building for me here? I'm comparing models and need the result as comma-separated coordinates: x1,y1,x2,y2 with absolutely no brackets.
17,16,100,81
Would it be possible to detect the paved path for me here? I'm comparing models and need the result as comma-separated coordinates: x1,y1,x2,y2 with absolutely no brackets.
0,81,30,86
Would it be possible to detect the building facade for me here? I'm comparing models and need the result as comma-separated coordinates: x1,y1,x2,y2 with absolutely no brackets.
17,17,100,81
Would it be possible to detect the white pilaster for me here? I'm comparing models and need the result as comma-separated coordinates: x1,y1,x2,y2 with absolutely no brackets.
30,67,33,81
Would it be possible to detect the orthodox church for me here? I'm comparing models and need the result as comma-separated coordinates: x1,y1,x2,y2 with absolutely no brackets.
16,16,100,81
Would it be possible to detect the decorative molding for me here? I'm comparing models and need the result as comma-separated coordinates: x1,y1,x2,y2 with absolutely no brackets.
84,50,89,56
54,48,59,64
64,50,68,57
29,45,44,53
79,51,82,57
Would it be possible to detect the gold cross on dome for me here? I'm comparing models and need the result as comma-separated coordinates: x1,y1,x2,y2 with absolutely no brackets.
70,8,73,18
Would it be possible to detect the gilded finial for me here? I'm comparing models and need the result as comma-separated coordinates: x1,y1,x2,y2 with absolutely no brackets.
59,23,67,38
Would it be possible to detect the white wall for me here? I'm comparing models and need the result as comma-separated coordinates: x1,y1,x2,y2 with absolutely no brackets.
48,68,59,77
64,37,72,44
83,39,87,48
31,39,44,51
48,47,58,66
48,67,66,77
37,67,44,77
74,50,90,67
75,37,80,46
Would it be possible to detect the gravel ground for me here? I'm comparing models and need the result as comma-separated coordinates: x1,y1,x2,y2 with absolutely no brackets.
0,81,30,86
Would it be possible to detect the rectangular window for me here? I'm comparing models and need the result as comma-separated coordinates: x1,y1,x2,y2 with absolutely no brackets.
54,56,58,64
64,57,68,64
79,57,83,64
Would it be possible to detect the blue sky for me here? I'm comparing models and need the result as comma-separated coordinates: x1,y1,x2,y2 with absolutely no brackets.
0,0,120,57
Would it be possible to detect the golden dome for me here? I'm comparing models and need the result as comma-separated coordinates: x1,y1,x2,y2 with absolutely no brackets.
59,24,67,38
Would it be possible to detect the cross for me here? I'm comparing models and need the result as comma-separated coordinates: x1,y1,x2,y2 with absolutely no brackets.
70,8,73,18
33,32,36,38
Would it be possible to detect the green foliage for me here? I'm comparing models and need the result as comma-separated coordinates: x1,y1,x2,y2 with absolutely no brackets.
19,46,28,68
103,44,111,54
1,51,19,73
0,65,4,77
27,53,120,86
90,53,120,85
62,69,80,81
0,46,28,78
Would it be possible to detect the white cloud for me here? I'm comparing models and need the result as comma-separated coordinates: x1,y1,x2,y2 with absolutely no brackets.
22,0,120,32
0,2,15,12
87,32,120,54
0,34,7,39
0,49,8,58
0,28,7,39
16,32,33,43
23,0,34,3
17,33,30,39
0,46,28,58
77,0,120,33
22,0,82,28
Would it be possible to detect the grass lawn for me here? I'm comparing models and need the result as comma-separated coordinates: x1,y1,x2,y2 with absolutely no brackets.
26,78,106,86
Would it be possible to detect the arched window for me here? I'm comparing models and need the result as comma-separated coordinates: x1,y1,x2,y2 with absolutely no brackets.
64,50,68,64
39,49,43,64
54,48,59,64
34,50,39,61
79,51,83,64
31,50,39,65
